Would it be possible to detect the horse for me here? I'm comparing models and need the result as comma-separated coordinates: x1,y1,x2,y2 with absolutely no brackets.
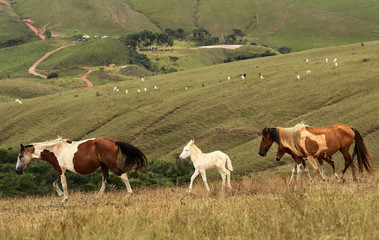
258,123,374,181
16,137,147,203
179,140,233,193
275,144,336,184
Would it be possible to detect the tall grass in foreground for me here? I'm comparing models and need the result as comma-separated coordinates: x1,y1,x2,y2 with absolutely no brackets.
0,173,377,239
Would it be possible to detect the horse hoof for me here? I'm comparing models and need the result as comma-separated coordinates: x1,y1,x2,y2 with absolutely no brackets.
61,198,68,204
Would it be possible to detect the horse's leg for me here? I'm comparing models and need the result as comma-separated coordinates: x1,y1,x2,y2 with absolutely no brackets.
324,156,338,179
60,171,69,203
303,161,313,182
98,163,109,195
296,163,302,182
340,148,356,181
289,163,297,185
307,156,325,181
120,173,133,193
317,158,326,176
189,169,200,193
53,172,63,196
199,169,211,191
219,169,226,192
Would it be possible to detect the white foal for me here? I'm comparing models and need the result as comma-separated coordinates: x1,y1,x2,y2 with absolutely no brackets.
179,140,233,193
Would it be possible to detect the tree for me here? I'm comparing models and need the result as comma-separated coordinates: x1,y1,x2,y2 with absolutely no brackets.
44,29,52,39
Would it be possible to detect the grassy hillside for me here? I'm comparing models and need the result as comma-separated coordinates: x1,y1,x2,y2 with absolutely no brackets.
13,0,159,36
128,0,379,50
0,4,34,44
0,39,67,79
0,41,378,177
1,0,377,50
0,175,377,239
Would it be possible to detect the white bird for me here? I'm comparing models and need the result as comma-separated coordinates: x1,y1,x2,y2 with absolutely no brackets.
335,62,338,67
241,75,245,80
137,89,141,94
260,75,264,80
144,88,147,93
334,58,337,63
154,86,158,90
305,59,309,63
15,99,22,104
227,76,231,81
125,90,128,94
306,70,312,75
115,88,119,93
297,74,301,80
113,87,117,92
326,58,329,63
141,78,144,82
185,86,188,91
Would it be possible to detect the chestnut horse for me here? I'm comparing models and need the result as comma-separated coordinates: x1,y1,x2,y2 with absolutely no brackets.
16,137,147,203
258,123,374,181
275,144,335,184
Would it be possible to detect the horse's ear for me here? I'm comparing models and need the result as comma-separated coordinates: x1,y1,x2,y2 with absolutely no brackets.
20,144,24,150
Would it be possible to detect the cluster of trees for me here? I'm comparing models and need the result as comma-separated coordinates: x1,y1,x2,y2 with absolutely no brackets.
0,149,193,197
163,28,247,45
120,30,173,49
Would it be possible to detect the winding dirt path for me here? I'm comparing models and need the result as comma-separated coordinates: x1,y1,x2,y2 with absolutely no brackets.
24,22,46,40
28,45,71,79
0,0,11,6
73,69,96,90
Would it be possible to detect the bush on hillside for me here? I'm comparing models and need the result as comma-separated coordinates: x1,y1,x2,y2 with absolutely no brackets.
47,72,58,79
277,46,292,54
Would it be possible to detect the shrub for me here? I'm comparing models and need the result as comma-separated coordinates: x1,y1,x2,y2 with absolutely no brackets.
277,46,292,54
47,72,58,79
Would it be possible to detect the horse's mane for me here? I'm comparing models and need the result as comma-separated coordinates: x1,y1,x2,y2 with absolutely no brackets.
278,122,308,156
190,143,203,155
32,137,68,150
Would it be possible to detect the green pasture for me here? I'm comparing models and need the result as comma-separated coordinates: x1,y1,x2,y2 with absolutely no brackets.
13,0,159,36
0,4,32,44
1,0,377,50
0,41,378,177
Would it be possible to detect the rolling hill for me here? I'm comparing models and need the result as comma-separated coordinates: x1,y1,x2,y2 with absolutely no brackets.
1,0,378,50
0,40,378,176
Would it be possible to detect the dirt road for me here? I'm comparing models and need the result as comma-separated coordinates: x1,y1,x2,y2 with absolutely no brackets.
28,45,71,78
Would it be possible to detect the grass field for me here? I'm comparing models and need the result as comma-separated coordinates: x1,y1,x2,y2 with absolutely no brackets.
0,40,378,177
0,174,377,239
1,0,377,50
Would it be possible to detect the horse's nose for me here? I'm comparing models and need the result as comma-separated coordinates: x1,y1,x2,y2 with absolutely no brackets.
276,157,281,161
258,151,266,157
16,167,23,175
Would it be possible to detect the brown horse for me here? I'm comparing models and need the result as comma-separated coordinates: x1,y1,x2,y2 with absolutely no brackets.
275,144,335,183
16,137,147,203
258,123,374,181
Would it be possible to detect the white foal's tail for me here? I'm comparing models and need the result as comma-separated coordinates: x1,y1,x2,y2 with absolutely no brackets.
226,155,233,171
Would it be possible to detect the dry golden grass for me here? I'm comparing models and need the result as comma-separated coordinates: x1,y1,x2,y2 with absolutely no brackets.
0,173,378,239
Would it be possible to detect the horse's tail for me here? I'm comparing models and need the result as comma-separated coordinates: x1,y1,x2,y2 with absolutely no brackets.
116,141,148,172
350,128,374,175
226,155,233,171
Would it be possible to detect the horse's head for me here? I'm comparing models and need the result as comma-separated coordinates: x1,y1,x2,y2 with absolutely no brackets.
179,139,194,159
275,144,286,161
258,127,280,157
16,144,37,175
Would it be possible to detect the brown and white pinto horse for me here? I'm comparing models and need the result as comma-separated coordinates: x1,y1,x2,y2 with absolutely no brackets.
258,123,374,181
275,144,335,184
16,137,147,203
